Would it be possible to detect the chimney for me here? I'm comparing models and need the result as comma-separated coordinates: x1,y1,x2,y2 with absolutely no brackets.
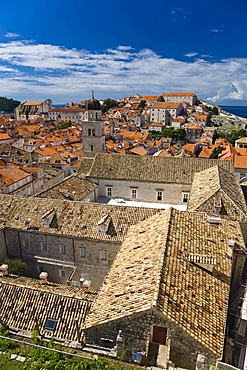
39,271,48,284
82,279,91,289
0,264,8,276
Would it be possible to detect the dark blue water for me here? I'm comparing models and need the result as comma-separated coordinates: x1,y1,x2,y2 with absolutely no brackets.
219,106,247,119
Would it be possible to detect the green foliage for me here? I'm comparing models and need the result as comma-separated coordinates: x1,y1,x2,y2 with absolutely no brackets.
150,127,186,141
102,99,117,113
56,121,72,130
209,145,224,159
219,128,247,144
138,100,146,112
0,97,20,113
1,259,28,276
205,105,219,115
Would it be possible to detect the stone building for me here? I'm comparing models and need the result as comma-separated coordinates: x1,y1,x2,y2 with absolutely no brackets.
188,165,247,221
81,94,105,158
162,92,198,105
150,102,184,124
48,107,85,122
81,154,234,208
84,208,246,369
0,274,96,346
0,194,160,290
15,99,52,121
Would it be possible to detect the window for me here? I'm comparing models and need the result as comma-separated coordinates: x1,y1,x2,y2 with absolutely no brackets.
90,145,94,152
40,242,47,253
60,245,66,255
22,239,30,249
92,129,96,136
182,192,189,203
81,247,86,258
106,186,112,197
88,128,91,136
131,189,137,199
156,190,163,201
44,318,57,332
100,250,107,261
59,270,66,277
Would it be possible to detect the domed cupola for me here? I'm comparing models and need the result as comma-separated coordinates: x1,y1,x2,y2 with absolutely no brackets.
85,92,102,121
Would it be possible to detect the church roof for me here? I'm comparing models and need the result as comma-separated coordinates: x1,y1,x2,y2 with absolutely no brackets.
85,93,102,111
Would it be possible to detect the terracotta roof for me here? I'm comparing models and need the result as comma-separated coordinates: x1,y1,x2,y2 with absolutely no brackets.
188,166,247,221
163,92,196,97
0,275,96,342
129,147,147,156
84,209,244,356
23,101,44,106
234,155,247,169
152,102,182,109
50,107,85,113
86,154,233,184
0,194,160,242
0,167,30,186
0,133,11,140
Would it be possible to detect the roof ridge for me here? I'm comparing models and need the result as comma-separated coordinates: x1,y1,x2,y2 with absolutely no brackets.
151,207,173,308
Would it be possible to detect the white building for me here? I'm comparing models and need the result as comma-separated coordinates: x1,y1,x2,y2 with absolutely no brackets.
150,102,184,124
162,92,198,105
48,107,85,122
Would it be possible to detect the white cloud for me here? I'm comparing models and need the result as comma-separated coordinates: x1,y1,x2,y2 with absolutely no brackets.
185,52,198,58
5,32,21,39
0,40,246,103
210,29,223,33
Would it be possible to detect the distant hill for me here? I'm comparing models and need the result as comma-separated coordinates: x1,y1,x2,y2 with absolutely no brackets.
0,96,20,113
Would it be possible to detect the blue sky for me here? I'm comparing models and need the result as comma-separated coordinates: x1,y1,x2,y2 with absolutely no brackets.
0,0,246,104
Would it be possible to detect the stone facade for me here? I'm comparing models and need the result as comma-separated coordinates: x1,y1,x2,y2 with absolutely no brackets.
4,228,121,290
81,121,105,158
88,177,191,205
84,309,217,370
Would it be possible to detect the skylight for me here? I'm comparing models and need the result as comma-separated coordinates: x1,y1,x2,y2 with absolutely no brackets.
44,318,57,331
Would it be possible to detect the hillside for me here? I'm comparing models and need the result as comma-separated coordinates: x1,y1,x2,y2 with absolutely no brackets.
0,97,20,113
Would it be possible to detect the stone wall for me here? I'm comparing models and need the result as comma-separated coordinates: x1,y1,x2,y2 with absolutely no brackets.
0,229,7,261
84,309,217,370
88,177,191,205
4,228,121,290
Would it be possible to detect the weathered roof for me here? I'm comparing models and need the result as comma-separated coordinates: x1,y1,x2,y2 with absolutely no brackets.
86,154,233,184
78,158,95,175
0,194,160,242
84,209,244,356
37,172,97,201
188,166,247,220
0,275,96,342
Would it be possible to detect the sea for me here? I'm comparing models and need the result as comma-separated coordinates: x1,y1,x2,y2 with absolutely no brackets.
219,105,247,119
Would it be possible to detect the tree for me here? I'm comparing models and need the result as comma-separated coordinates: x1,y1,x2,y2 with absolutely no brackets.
1,259,28,276
102,99,117,113
138,100,146,112
0,97,20,113
209,145,224,159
